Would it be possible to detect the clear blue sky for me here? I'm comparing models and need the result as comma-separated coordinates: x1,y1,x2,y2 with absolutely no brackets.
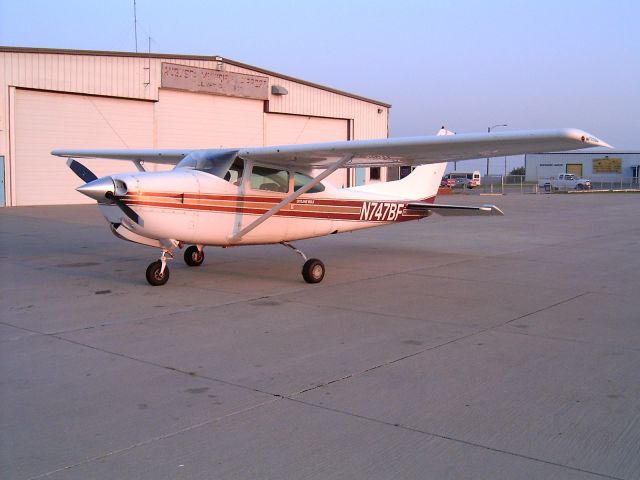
1,0,638,171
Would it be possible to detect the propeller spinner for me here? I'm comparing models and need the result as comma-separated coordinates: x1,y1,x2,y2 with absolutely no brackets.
67,159,143,226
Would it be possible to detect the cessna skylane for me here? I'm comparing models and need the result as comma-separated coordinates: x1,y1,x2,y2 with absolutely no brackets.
53,127,608,286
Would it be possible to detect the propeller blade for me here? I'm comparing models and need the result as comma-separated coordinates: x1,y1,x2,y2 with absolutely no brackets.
106,192,144,226
66,158,98,183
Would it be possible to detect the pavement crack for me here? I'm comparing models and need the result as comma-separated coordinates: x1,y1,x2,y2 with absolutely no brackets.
492,291,591,328
284,291,593,399
285,396,625,480
26,397,283,480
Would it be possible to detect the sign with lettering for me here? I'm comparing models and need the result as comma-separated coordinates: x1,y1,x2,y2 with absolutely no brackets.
593,157,622,174
161,63,269,100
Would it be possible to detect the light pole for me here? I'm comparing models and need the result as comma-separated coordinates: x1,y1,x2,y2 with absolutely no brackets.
487,124,508,176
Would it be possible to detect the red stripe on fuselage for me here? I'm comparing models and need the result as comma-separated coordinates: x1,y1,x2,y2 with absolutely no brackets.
120,192,434,223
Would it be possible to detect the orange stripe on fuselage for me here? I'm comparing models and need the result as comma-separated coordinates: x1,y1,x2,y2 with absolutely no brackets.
121,192,433,223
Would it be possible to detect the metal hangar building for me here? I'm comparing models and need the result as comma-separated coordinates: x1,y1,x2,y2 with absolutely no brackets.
525,151,640,186
0,46,390,207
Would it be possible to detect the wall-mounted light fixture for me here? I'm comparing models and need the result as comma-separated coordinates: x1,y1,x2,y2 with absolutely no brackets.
271,85,288,96
377,108,383,114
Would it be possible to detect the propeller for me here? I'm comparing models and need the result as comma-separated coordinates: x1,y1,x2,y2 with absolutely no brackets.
67,158,143,226
105,191,143,226
66,158,98,183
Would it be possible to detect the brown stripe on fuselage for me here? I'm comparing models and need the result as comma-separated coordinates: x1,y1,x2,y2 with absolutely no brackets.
121,192,433,223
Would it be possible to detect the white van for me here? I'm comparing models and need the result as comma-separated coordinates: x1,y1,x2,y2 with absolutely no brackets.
445,171,482,188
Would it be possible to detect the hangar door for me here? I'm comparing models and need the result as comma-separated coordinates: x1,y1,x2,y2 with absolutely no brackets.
156,89,264,149
14,90,153,205
266,114,349,187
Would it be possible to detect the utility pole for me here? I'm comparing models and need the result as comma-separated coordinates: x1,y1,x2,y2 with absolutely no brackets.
487,124,508,176
134,0,138,53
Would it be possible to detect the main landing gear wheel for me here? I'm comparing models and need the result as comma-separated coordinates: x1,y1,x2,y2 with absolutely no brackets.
184,245,205,267
302,258,325,284
281,242,326,284
146,260,170,286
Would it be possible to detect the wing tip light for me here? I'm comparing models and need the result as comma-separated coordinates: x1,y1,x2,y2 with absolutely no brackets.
565,128,612,149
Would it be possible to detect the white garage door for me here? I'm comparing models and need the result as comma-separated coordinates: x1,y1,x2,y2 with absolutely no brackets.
14,89,153,205
266,114,349,187
156,89,264,149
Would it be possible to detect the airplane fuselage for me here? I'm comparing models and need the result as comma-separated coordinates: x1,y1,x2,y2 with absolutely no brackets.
99,169,432,247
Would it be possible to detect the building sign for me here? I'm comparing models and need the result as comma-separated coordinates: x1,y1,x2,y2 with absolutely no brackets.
593,157,622,174
161,63,269,100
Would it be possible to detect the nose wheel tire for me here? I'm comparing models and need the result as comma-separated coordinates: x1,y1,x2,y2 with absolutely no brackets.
184,245,205,267
302,258,325,284
146,260,170,286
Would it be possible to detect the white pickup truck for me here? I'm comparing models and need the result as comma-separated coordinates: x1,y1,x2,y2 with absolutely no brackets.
539,173,592,191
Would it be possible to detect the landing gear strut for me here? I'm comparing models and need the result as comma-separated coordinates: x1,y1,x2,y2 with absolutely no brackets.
146,249,173,286
281,242,325,284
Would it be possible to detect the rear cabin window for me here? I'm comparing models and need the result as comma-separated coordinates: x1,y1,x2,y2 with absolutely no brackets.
250,165,290,193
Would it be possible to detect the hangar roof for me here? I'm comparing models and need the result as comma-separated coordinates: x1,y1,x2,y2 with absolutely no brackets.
0,46,392,108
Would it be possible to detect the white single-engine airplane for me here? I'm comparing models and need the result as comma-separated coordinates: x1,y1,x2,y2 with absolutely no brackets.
53,127,608,286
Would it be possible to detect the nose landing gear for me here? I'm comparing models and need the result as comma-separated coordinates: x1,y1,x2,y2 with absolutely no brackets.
145,249,173,286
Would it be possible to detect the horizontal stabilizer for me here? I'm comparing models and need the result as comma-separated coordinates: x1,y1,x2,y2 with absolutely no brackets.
407,202,504,216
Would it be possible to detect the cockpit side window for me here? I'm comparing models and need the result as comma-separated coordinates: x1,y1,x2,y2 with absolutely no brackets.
294,172,325,194
250,165,290,193
224,158,245,185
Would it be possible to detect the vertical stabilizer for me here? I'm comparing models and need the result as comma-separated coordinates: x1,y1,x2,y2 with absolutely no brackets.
347,126,453,201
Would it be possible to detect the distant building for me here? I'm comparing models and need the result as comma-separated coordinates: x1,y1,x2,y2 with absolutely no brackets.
525,151,640,186
0,47,390,206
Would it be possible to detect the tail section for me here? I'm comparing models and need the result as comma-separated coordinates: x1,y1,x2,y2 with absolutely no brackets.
346,126,453,201
347,163,446,201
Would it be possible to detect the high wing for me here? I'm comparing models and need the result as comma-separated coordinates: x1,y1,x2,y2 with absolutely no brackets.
239,128,609,168
52,128,610,169
51,149,194,165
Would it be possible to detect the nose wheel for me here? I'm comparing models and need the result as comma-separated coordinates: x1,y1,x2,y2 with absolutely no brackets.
146,249,173,286
281,242,325,284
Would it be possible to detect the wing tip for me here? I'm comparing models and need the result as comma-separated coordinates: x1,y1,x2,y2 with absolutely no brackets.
561,128,612,148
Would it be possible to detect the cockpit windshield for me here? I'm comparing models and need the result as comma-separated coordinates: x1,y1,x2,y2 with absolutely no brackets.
175,153,326,193
175,150,237,178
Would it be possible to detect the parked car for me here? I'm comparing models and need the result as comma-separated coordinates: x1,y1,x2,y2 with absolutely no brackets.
539,173,592,191
443,171,481,189
440,177,456,188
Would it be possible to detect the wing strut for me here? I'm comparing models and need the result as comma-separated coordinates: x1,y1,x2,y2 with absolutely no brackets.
229,154,354,243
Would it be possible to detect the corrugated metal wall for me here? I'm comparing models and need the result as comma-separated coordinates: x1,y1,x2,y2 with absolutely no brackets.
0,48,390,205
1,50,388,132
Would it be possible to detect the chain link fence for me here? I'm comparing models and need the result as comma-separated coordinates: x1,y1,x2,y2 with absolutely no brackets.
452,175,640,194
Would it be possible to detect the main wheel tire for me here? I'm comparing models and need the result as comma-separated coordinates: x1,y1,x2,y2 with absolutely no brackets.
146,260,170,286
184,245,204,266
302,258,325,284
